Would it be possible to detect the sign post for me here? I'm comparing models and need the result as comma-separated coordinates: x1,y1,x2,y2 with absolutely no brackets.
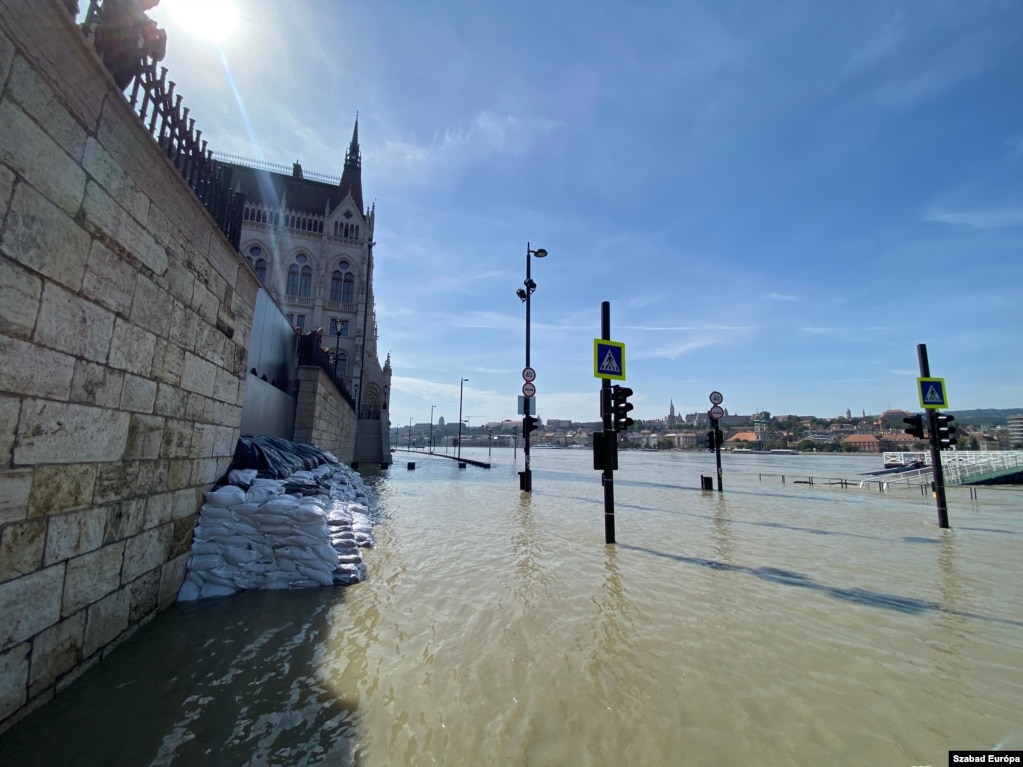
595,303,618,544
916,345,950,528
709,393,725,492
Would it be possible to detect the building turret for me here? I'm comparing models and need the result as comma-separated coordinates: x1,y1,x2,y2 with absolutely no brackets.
338,116,364,213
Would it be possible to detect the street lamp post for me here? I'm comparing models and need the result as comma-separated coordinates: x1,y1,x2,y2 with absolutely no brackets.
516,242,547,492
408,417,412,449
429,404,436,454
488,428,493,458
457,378,468,460
333,317,343,379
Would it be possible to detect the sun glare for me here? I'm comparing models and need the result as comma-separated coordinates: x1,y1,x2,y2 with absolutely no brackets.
167,0,238,45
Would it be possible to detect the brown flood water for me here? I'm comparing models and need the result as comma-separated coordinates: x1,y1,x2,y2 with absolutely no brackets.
1,449,1021,766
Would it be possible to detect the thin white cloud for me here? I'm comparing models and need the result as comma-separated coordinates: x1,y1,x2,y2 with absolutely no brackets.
627,294,662,309
368,110,562,185
923,208,1023,229
766,293,798,302
624,325,754,332
841,16,904,75
799,327,839,335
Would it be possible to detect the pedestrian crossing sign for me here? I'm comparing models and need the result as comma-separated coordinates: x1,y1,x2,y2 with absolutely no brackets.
917,377,948,409
594,339,626,380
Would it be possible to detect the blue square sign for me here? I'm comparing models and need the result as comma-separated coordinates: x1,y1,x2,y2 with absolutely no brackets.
594,339,626,380
918,377,948,409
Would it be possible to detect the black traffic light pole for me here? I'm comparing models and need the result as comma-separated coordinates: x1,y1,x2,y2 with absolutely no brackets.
918,343,949,529
716,421,724,492
600,301,616,544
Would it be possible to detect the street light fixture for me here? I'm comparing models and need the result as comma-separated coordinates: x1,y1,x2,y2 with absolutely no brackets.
430,404,436,454
518,242,547,492
457,378,468,460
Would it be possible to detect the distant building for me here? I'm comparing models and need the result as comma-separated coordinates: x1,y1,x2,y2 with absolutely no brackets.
843,434,880,453
1009,415,1023,448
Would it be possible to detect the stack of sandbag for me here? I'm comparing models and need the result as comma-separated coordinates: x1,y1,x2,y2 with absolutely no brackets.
178,463,374,601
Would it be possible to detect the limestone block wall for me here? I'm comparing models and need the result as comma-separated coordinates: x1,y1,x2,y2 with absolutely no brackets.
0,0,259,733
293,366,357,463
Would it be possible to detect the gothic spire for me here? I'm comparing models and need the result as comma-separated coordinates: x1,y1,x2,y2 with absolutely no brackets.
339,114,364,212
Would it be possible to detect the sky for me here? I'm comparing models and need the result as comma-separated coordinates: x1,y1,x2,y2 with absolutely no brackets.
136,0,1022,427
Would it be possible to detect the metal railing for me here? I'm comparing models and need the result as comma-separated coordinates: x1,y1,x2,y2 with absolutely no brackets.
297,334,355,408
81,1,245,250
876,451,1023,488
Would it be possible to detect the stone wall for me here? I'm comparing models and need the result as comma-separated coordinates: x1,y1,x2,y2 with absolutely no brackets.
0,0,259,733
294,366,357,462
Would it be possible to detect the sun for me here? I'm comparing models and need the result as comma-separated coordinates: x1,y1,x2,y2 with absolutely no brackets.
165,0,238,45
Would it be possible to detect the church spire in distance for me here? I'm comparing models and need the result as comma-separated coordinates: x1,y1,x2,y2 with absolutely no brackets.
339,113,364,213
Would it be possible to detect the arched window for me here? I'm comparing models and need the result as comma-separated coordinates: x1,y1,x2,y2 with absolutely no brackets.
299,266,311,297
245,247,267,283
330,270,344,302
333,260,355,304
286,264,300,295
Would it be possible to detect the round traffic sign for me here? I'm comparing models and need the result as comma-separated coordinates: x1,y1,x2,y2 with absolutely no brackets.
522,367,536,383
522,382,536,397
709,391,724,405
709,405,725,420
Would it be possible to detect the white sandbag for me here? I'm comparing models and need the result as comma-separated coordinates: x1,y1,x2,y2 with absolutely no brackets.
223,546,261,565
221,520,260,536
274,557,298,572
256,525,298,540
308,544,339,565
203,571,238,588
178,581,201,601
295,553,336,573
229,503,261,517
191,541,221,556
296,563,334,586
238,559,276,574
252,513,291,526
274,545,315,561
259,496,300,514
203,486,247,508
245,485,280,505
200,582,237,598
291,506,325,523
202,533,253,548
198,505,236,522
228,469,258,487
189,553,226,570
288,532,327,548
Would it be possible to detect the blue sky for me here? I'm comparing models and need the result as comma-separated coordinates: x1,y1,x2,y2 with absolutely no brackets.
142,0,1023,426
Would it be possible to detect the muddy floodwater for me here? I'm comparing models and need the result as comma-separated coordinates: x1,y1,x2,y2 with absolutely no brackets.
1,449,1021,766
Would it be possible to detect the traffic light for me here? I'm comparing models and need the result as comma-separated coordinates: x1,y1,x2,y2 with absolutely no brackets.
935,414,957,450
707,430,716,452
523,414,539,433
903,414,924,440
611,385,634,432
